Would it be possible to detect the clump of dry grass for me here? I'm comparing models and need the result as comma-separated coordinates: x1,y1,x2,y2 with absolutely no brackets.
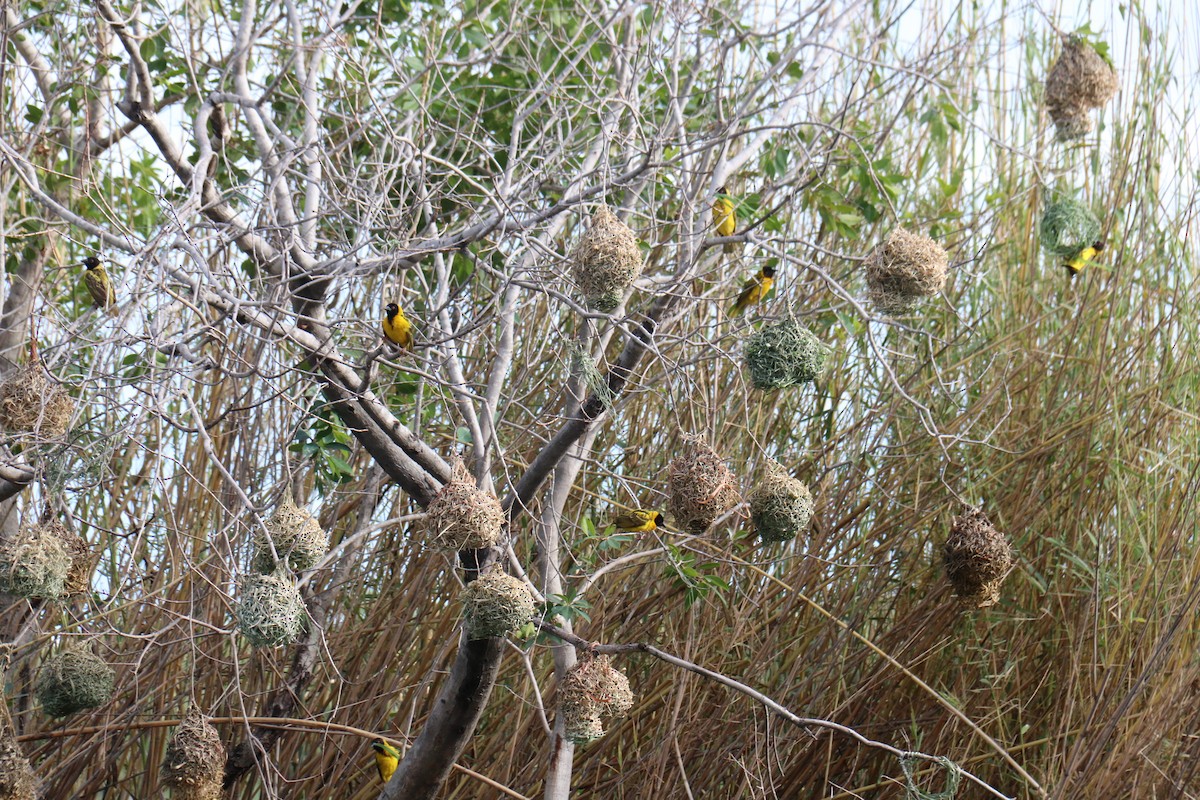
0,731,36,800
460,564,537,639
35,645,115,717
559,653,634,744
570,206,644,312
235,571,308,647
0,520,72,599
161,710,224,800
749,460,814,543
1045,37,1118,141
251,494,329,573
424,461,504,551
942,508,1013,607
865,227,949,314
0,363,73,439
667,436,741,534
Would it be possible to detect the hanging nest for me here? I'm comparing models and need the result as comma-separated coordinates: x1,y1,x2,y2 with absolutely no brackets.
251,495,329,573
460,564,537,640
1045,37,1118,141
865,227,949,315
667,436,741,535
749,461,814,543
235,571,307,647
0,521,72,600
424,461,504,551
162,709,224,800
0,364,73,439
942,509,1013,608
744,318,828,390
559,653,634,745
60,527,92,596
0,731,36,800
569,206,644,312
1039,199,1101,258
35,645,115,717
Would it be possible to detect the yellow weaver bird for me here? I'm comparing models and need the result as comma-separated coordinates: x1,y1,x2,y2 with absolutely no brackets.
1063,239,1105,276
81,256,116,312
610,509,664,533
382,303,413,349
728,265,776,316
712,187,737,252
372,738,400,783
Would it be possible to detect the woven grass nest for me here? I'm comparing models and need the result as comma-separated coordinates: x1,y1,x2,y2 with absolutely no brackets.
865,227,949,315
1039,199,1101,259
0,520,73,600
749,461,814,543
667,436,741,535
251,495,329,573
1045,37,1118,141
0,732,36,800
942,508,1013,608
570,206,644,312
460,564,537,640
36,645,115,717
744,318,828,391
559,653,634,745
162,710,224,800
424,461,504,551
235,571,307,647
0,363,73,439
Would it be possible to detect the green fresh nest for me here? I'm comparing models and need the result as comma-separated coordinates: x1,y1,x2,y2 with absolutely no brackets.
667,436,741,535
36,646,115,717
460,565,537,640
251,495,329,573
559,654,634,745
162,710,225,800
424,462,505,551
1045,37,1118,141
0,521,72,600
865,227,949,315
0,733,37,800
942,508,1014,608
235,572,308,647
1040,199,1101,258
0,364,73,439
570,206,644,312
744,318,828,390
749,461,814,543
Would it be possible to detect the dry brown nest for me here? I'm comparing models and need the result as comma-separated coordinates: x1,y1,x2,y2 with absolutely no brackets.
865,227,949,315
942,508,1014,608
667,436,741,535
60,526,92,596
0,364,73,439
0,732,36,800
36,645,115,717
570,206,644,312
251,495,329,573
162,710,224,800
559,653,634,744
749,461,814,543
0,520,73,599
424,461,504,551
460,564,537,640
1045,37,1118,141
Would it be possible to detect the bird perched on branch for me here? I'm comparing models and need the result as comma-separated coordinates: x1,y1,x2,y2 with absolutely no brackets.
81,256,116,312
609,509,664,534
712,187,737,252
729,265,776,316
372,738,400,783
1063,239,1105,276
382,303,413,349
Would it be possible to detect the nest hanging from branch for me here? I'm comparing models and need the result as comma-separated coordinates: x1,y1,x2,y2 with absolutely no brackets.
667,436,741,535
749,461,814,543
251,495,329,573
1039,199,1102,259
0,731,37,800
942,508,1014,608
162,710,225,800
460,564,537,640
0,521,72,600
744,317,828,390
0,363,73,440
424,461,505,551
36,645,115,717
570,206,644,312
559,653,634,745
1045,37,1118,141
235,572,308,647
865,227,949,315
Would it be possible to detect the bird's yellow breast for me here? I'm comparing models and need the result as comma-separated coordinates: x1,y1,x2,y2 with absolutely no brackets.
713,198,736,237
383,309,413,348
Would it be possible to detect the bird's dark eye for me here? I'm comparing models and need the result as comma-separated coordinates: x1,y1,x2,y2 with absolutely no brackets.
655,514,664,525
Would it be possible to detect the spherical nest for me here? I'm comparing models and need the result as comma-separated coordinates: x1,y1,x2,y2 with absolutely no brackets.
559,654,634,745
424,462,504,551
865,227,949,315
460,564,537,640
0,364,73,439
570,206,644,312
1045,37,1118,141
667,436,741,535
0,733,37,800
251,495,329,573
0,521,72,600
35,646,115,717
744,318,828,390
749,461,814,543
1040,199,1101,258
1049,104,1095,142
235,571,307,647
162,709,225,800
942,508,1014,608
